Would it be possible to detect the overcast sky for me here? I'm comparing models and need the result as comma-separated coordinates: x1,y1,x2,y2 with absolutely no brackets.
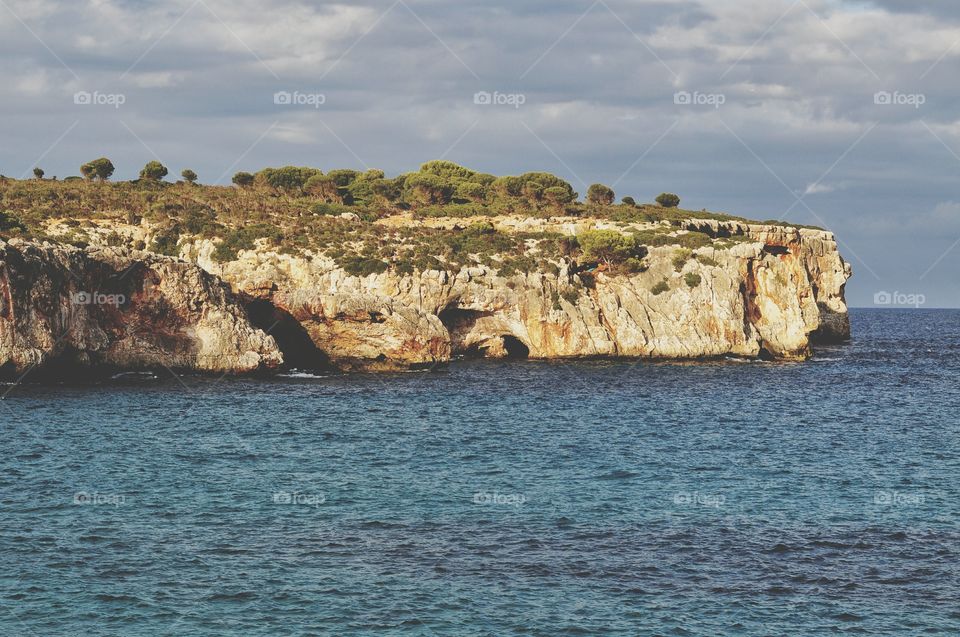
2,0,959,307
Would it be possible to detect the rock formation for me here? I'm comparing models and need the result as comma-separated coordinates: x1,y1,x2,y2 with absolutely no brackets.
0,217,851,377
0,239,282,379
187,221,851,371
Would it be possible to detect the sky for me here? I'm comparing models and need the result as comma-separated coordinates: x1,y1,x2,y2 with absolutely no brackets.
1,0,959,308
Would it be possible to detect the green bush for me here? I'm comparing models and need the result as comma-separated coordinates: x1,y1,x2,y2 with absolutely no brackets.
80,157,115,181
656,192,680,208
651,279,670,295
695,254,719,267
33,168,44,180
232,172,254,188
578,229,640,264
311,202,353,216
212,223,284,262
325,169,360,188
621,196,636,206
341,255,389,277
0,211,26,234
255,166,321,192
419,160,476,181
181,169,198,184
150,226,181,256
305,175,341,202
672,248,692,271
404,174,454,206
455,181,486,203
543,186,575,211
587,184,615,206
140,161,168,181
684,272,702,288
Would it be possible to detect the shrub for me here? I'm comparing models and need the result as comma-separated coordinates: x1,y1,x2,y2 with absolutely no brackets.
341,255,389,277
419,160,476,181
370,177,404,203
304,175,341,202
311,202,353,216
325,169,360,188
80,157,115,181
543,186,576,211
672,248,692,271
404,173,453,206
212,224,284,262
255,166,320,192
578,229,640,264
656,192,680,208
651,279,670,295
181,169,198,184
521,181,543,204
587,184,615,206
232,171,254,188
455,181,486,203
623,257,646,273
621,196,636,206
490,175,524,199
140,161,168,181
33,168,44,179
695,254,719,267
150,226,181,256
684,272,702,288
0,211,26,233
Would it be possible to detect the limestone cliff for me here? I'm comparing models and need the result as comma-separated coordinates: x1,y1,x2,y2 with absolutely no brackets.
0,216,851,377
0,239,282,378
185,220,850,371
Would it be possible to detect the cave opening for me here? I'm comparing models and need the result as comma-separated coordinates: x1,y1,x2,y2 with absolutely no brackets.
246,299,332,371
502,335,530,359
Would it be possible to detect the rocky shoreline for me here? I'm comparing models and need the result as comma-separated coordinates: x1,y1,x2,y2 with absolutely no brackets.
0,219,851,379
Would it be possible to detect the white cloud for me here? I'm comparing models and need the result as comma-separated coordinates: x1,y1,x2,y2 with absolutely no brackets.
803,182,836,195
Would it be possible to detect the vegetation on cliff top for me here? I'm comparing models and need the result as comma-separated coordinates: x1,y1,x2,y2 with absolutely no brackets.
0,160,818,277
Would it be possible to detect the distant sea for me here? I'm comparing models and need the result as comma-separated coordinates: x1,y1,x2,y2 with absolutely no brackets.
2,308,958,636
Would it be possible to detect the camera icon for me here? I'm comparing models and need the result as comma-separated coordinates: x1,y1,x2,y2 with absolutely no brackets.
873,291,892,305
474,91,492,105
74,91,92,105
874,91,892,105
73,492,90,505
273,91,292,105
72,291,92,305
273,492,292,504
674,91,692,105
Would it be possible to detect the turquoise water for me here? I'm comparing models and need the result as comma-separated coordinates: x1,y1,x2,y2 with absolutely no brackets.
2,309,958,635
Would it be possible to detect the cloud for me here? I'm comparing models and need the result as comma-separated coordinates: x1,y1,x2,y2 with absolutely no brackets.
803,183,837,195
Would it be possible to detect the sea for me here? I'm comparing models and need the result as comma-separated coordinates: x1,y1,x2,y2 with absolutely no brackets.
1,308,958,636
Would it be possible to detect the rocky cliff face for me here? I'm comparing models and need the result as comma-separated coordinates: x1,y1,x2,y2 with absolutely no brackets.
0,239,281,379
1,218,851,377
186,221,851,371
